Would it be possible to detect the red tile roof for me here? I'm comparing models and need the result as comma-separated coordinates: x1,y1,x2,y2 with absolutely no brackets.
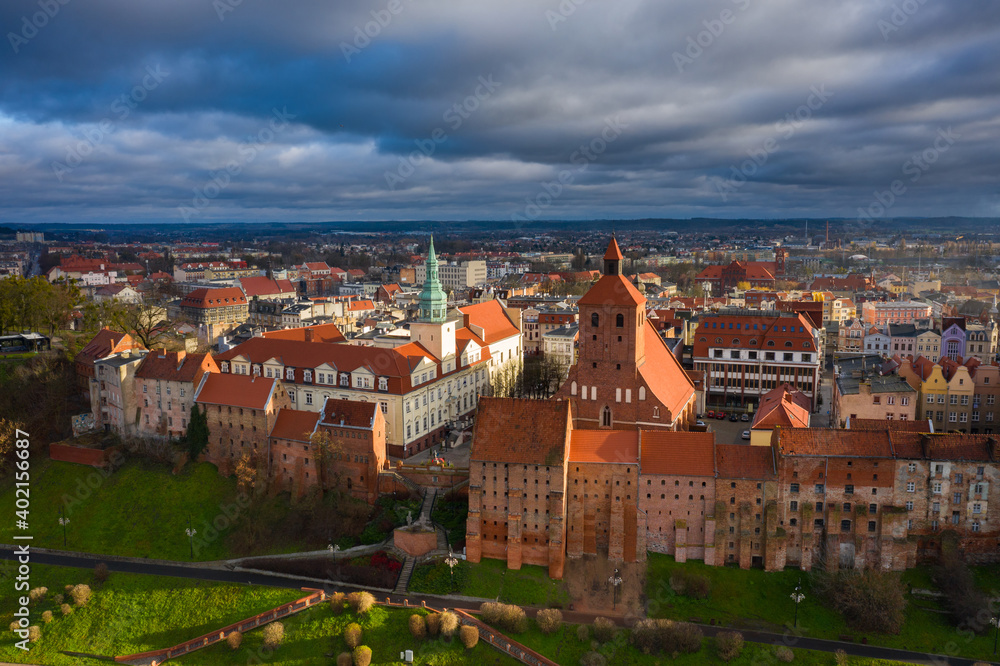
75,328,142,366
460,300,521,344
640,431,715,476
577,274,645,308
693,312,817,357
752,385,811,429
346,299,375,312
639,331,696,421
715,443,775,479
195,373,278,409
180,287,247,309
135,350,218,383
568,430,638,464
604,237,624,261
319,398,379,429
239,276,296,298
471,398,571,465
776,428,896,458
269,408,320,442
849,418,932,433
262,323,346,344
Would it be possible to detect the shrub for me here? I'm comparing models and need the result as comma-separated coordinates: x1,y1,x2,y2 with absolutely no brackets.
344,622,363,649
28,625,40,642
426,612,441,637
53,594,64,605
227,631,242,650
9,621,19,632
28,587,48,603
64,584,74,593
440,611,459,637
347,591,375,614
629,619,702,655
480,602,528,634
775,646,795,662
834,649,848,666
263,621,284,648
716,631,744,661
685,573,711,599
353,645,372,666
593,617,616,643
94,562,109,585
580,652,607,666
576,624,589,642
41,611,53,624
820,569,906,634
536,608,563,634
460,624,479,648
329,592,346,614
409,614,426,639
337,653,352,666
60,604,73,616
70,584,92,607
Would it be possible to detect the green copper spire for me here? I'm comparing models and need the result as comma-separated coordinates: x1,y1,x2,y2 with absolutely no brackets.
418,235,447,322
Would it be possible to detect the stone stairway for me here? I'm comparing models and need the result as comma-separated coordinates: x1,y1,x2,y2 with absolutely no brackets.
394,556,416,594
420,487,437,523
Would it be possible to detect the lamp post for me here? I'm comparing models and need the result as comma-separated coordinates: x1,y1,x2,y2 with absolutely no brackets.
58,508,69,548
608,568,623,611
790,579,805,628
445,550,459,593
185,520,197,560
990,615,999,655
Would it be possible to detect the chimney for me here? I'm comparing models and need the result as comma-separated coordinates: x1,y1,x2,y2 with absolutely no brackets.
304,327,314,343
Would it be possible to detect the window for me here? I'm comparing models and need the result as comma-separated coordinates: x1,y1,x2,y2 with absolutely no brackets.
933,482,942,494
908,462,916,473
815,484,824,494
303,370,312,383
905,501,913,511
973,503,982,514
286,367,294,380
906,482,915,492
616,314,624,328
790,501,798,511
845,484,854,495
790,483,799,493
868,521,877,532
591,312,599,327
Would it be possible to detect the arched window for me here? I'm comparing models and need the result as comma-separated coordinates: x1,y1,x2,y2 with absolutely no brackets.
571,381,577,395
601,406,612,427
616,314,624,328
699,337,707,342
767,340,775,347
638,387,646,401
785,341,793,347
732,339,740,345
591,312,599,327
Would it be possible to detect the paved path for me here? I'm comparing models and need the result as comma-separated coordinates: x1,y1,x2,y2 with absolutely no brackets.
1,546,994,666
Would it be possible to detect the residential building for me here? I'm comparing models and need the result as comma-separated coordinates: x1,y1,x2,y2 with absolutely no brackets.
838,318,866,354
74,328,145,391
415,259,487,290
179,287,249,325
542,324,578,371
833,356,917,427
861,300,933,327
749,384,811,446
92,349,148,435
135,350,219,439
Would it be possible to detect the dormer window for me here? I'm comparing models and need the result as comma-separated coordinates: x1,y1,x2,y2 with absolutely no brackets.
303,370,312,383
378,377,388,391
340,373,349,386
221,362,229,373
285,367,294,380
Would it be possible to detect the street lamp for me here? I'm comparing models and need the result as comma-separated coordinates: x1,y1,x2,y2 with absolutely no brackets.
444,550,459,593
990,615,999,655
790,579,805,628
185,520,197,560
608,568,623,611
58,508,69,548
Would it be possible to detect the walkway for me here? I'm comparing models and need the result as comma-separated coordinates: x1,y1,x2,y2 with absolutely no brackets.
1,546,993,666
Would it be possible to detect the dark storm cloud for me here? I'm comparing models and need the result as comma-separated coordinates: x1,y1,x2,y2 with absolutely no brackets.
0,0,998,223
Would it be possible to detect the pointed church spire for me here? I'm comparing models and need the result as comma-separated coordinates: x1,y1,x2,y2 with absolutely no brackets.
418,235,447,323
603,236,623,275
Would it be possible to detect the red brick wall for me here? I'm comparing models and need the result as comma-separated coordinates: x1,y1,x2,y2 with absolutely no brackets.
640,473,715,560
49,444,113,467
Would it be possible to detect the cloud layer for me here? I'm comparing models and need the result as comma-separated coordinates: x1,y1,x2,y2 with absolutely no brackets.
1,0,998,224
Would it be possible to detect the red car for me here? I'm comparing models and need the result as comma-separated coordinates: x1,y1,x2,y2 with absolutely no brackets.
715,411,726,420
706,410,715,419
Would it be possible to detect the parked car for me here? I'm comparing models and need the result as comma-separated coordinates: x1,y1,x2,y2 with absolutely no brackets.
696,420,707,427
741,430,751,440
715,411,726,420
729,412,739,422
706,410,715,419
740,413,750,422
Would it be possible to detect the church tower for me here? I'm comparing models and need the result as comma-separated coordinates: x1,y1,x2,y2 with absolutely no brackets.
411,236,456,360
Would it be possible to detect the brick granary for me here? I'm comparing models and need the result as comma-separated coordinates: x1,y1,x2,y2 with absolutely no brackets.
467,238,1000,578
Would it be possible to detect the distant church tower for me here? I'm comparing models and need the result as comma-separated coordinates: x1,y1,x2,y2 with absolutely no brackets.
410,236,456,360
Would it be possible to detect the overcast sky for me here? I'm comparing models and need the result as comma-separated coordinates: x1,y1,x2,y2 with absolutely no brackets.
1,0,998,225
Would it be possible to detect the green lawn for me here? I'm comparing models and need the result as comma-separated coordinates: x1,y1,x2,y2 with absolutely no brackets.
0,458,243,561
0,564,517,665
510,619,912,665
645,553,1000,663
409,558,571,607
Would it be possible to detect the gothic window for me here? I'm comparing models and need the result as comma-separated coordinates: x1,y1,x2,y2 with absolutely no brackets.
616,314,624,328
601,405,612,427
591,312,599,327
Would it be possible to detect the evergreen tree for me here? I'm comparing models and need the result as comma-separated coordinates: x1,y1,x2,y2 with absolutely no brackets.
186,404,208,460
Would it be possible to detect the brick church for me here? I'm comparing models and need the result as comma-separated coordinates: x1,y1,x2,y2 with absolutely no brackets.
467,238,1000,580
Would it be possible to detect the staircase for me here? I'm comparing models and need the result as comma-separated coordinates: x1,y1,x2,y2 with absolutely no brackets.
394,556,416,594
381,469,423,498
420,487,437,523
